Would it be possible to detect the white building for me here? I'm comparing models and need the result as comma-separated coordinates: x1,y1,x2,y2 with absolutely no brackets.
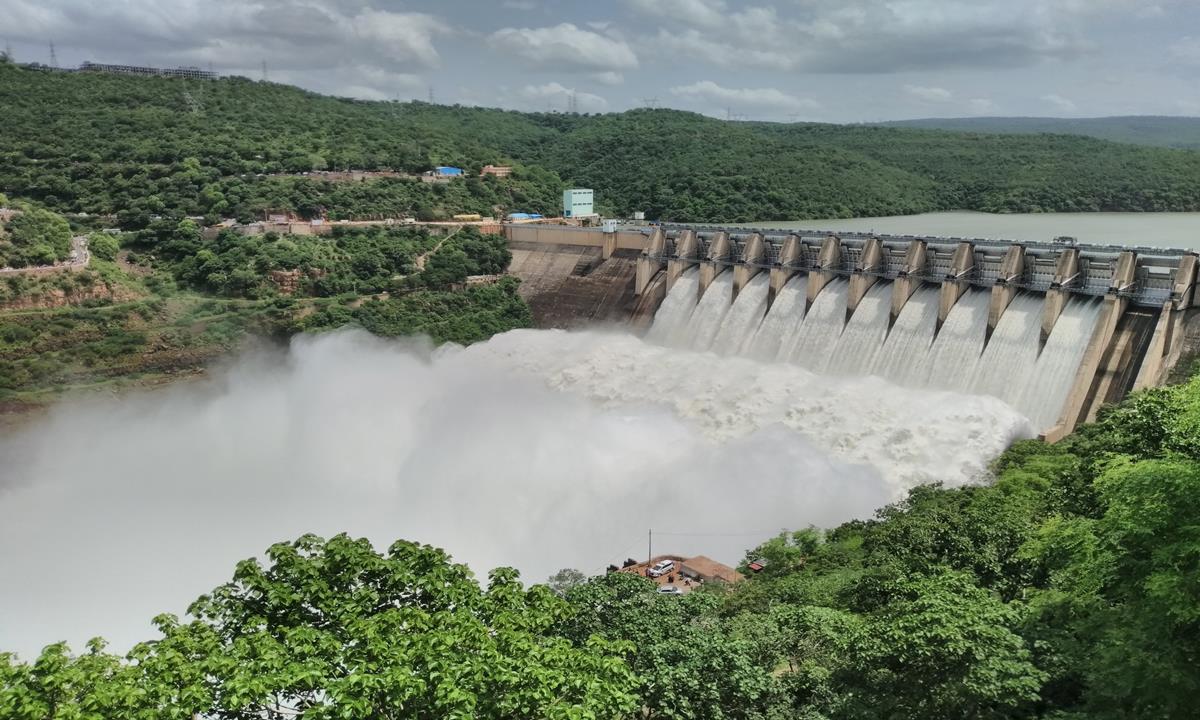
562,188,594,218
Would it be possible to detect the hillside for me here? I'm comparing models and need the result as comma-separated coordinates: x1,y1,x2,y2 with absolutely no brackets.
4,62,1200,224
881,116,1200,150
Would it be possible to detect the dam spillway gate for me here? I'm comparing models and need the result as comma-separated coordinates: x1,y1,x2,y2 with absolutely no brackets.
504,223,1199,439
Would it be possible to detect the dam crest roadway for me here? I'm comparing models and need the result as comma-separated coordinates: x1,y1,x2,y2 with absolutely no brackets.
503,222,1200,441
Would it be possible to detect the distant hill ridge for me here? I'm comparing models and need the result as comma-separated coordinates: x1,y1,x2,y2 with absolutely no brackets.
2,61,1200,224
879,116,1200,150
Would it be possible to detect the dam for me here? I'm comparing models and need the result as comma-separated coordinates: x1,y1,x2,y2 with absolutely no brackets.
504,223,1200,439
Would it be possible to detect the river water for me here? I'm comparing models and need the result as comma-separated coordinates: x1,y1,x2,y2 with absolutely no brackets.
733,211,1200,250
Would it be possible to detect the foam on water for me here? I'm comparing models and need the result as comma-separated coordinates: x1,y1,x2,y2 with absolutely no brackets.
921,289,990,392
684,272,736,351
645,267,700,345
711,274,770,354
748,274,807,361
827,282,890,376
784,280,850,372
872,286,938,386
0,328,1030,659
648,276,1105,430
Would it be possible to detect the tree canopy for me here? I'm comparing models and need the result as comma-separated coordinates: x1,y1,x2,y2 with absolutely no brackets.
5,375,1200,717
3,63,1200,226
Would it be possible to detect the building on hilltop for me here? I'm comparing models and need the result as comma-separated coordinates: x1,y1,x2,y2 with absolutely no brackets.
481,165,513,178
79,61,217,80
563,188,594,218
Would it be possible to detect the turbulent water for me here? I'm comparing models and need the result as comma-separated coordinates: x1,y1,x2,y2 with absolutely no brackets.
648,270,1105,429
0,328,1029,658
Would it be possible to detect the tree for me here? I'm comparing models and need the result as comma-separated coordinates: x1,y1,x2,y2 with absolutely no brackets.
6,208,72,265
156,534,640,719
87,233,120,261
547,568,587,595
838,570,1045,720
561,573,777,719
1,535,640,720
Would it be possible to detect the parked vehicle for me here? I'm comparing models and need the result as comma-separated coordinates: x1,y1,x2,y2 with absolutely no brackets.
648,559,675,578
657,585,682,594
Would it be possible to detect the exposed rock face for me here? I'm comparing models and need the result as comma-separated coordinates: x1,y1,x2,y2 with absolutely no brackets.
268,269,304,295
0,281,138,311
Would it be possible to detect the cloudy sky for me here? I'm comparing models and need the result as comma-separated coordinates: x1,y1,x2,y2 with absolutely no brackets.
3,0,1199,121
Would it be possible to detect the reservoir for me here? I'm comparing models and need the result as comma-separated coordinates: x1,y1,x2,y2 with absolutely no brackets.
733,211,1200,250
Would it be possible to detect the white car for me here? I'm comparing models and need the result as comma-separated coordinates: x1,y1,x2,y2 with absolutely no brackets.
657,585,682,595
647,560,675,578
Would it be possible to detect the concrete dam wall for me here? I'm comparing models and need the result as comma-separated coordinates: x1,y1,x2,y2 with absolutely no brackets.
505,223,1199,437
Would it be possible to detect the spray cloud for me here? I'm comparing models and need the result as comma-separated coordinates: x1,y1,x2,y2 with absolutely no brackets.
0,329,1030,657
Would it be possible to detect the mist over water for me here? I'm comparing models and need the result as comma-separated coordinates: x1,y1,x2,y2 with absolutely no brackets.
0,328,1030,659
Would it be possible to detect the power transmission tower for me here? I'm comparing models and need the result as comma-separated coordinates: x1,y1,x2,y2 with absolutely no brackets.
568,90,578,114
639,96,659,108
261,60,268,81
182,89,203,113
49,41,57,68
428,85,434,104
3,43,13,63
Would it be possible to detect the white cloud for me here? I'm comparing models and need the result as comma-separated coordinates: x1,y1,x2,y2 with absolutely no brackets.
635,0,1092,73
0,0,450,100
1169,37,1200,65
519,81,609,112
591,71,625,86
669,80,820,111
904,84,954,103
347,11,449,68
625,0,729,29
488,23,639,71
1041,93,1078,113
968,98,998,115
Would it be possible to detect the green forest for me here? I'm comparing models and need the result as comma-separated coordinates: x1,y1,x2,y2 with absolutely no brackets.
0,217,530,400
4,375,1200,719
883,116,1200,150
3,61,1200,225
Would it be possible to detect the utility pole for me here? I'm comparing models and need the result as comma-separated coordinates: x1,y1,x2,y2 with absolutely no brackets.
647,528,652,565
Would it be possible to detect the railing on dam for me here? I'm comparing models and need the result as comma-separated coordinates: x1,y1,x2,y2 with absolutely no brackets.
652,224,1198,310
